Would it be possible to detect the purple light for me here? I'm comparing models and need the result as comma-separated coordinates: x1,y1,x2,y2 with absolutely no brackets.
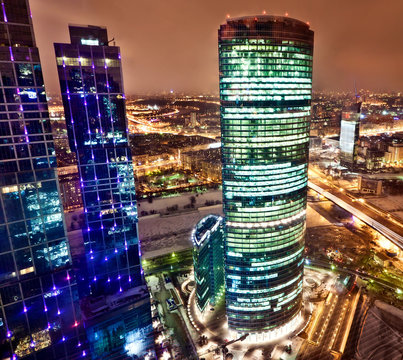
57,309,61,315
23,306,27,313
104,256,108,261
47,322,51,329
93,276,97,282
9,47,13,61
117,275,121,280
82,350,86,357
44,306,48,312
7,330,12,338
12,355,17,360
107,277,111,283
128,276,132,282
77,342,81,347
30,341,35,348
114,248,118,253
119,287,122,293
53,285,56,291
62,336,66,342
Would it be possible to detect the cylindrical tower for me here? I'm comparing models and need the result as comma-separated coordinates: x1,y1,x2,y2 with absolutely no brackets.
218,15,314,337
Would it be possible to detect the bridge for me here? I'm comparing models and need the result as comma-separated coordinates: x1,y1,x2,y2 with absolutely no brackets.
308,177,403,250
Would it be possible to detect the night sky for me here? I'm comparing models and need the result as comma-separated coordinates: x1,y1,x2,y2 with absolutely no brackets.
30,0,403,95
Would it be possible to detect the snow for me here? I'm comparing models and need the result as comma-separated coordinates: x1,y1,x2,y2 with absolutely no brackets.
138,192,332,259
139,206,223,259
137,190,222,216
367,195,403,221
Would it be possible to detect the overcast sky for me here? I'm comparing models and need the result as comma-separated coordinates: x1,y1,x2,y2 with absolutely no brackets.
30,0,403,95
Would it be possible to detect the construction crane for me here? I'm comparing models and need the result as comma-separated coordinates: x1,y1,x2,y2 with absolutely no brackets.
199,333,249,360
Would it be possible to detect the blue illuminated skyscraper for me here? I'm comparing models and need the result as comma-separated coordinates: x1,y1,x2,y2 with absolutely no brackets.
0,1,85,359
219,15,313,339
54,25,153,359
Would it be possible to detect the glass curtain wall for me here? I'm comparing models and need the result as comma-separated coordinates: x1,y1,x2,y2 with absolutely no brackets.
0,1,84,359
218,15,314,334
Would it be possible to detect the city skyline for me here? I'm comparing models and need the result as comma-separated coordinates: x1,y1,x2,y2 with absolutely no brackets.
30,0,403,95
0,1,402,360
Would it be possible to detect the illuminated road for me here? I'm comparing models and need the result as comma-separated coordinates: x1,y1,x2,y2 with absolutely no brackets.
308,167,403,250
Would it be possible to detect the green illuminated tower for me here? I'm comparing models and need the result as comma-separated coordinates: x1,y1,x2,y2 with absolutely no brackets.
218,15,313,338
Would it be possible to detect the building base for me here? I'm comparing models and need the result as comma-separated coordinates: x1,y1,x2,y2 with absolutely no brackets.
229,310,304,344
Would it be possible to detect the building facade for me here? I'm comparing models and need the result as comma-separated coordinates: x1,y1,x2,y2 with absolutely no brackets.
54,25,153,358
340,102,361,169
0,1,85,359
192,215,224,312
218,15,313,337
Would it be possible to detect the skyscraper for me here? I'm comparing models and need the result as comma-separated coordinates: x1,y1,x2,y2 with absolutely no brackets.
340,102,361,169
0,1,84,359
218,15,313,338
54,25,153,358
192,215,224,312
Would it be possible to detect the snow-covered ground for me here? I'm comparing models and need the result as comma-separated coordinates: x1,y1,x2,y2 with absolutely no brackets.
139,206,223,259
65,189,334,259
366,195,403,221
138,199,332,259
137,190,222,216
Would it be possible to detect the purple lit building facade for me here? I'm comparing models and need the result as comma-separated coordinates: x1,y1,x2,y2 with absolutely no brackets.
54,25,153,359
0,1,85,359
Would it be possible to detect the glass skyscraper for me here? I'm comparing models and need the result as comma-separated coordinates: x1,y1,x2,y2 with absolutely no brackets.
340,102,361,169
192,215,224,312
218,15,313,337
54,25,153,359
0,1,84,359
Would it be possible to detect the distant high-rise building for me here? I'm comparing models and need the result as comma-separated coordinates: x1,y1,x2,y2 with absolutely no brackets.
219,15,313,339
54,25,153,358
0,1,84,359
190,112,197,128
192,215,224,312
340,102,361,169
